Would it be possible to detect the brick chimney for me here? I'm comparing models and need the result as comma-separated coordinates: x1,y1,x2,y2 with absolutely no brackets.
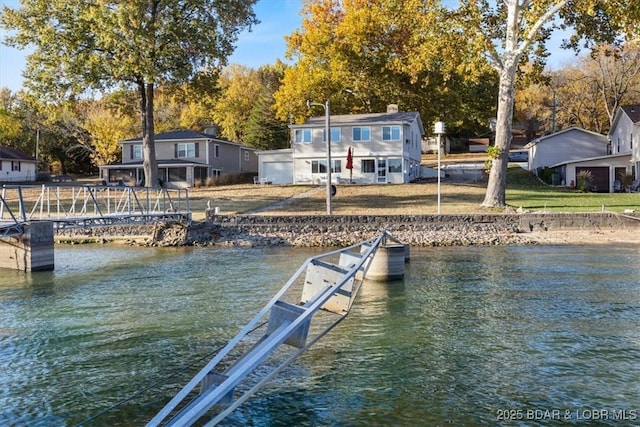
387,104,399,113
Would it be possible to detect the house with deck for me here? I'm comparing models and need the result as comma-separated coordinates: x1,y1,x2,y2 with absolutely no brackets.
99,128,258,187
257,105,424,185
0,146,37,182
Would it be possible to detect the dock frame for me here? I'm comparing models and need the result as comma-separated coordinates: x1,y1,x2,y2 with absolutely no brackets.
148,232,387,426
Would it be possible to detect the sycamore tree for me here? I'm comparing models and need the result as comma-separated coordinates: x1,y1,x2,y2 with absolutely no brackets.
456,0,640,207
1,0,258,187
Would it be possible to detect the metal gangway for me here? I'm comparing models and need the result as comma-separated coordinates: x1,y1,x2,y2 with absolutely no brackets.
148,232,387,426
0,184,191,230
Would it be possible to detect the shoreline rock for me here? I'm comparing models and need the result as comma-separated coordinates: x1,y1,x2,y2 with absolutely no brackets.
53,212,640,247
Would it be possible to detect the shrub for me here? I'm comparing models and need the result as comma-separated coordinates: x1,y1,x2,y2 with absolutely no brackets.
576,170,593,192
538,167,554,185
619,171,634,192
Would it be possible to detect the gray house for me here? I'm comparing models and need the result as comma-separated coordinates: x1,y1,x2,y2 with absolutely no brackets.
100,128,258,187
257,105,424,185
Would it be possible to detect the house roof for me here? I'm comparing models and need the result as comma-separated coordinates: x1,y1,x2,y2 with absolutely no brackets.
525,126,608,148
548,152,632,169
291,111,424,134
621,105,640,123
0,146,36,161
121,129,257,150
608,104,640,137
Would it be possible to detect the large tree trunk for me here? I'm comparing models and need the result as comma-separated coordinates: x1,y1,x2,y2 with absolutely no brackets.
139,81,159,187
482,63,518,207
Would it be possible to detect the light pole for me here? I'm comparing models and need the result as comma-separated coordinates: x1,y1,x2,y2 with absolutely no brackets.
307,99,332,215
434,121,446,215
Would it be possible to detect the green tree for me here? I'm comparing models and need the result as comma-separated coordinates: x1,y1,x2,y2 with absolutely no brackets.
1,0,258,187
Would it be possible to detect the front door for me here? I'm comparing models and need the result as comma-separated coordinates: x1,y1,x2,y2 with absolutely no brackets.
377,159,387,183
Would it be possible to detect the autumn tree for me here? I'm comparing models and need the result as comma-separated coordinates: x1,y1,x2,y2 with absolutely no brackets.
516,42,640,135
1,0,258,187
454,0,640,207
83,100,137,166
588,43,640,128
213,62,289,148
274,0,498,135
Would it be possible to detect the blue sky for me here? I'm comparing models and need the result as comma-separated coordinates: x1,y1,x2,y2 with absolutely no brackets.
0,0,579,93
0,0,303,91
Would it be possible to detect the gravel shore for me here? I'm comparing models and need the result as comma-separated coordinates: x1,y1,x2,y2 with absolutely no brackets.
54,218,640,247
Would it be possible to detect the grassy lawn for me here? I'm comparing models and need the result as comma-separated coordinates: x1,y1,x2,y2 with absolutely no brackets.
4,166,639,221
189,166,640,218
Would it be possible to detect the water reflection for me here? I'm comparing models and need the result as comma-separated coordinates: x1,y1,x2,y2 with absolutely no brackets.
0,244,639,426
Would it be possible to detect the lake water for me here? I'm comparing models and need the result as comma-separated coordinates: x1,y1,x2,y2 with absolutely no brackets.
1,244,639,426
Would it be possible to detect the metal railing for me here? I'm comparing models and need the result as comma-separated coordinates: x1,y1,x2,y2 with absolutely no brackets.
0,184,191,230
0,190,24,237
148,232,388,426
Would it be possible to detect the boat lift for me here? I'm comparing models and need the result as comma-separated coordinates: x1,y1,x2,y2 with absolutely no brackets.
148,232,389,426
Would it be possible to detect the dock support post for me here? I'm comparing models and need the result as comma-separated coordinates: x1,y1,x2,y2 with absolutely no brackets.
0,221,54,271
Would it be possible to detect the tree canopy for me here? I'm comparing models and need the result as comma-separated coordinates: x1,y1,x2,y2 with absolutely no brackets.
274,0,499,136
1,0,258,186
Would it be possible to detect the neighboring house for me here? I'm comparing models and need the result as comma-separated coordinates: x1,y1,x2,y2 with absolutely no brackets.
548,153,631,193
421,135,451,154
467,137,489,153
608,104,640,179
526,123,637,193
99,128,258,187
0,146,37,182
525,126,610,173
257,105,425,185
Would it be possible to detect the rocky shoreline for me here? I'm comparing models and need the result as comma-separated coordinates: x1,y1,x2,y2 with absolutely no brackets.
53,212,640,247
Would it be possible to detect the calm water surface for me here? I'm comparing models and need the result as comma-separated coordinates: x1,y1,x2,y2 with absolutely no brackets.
1,244,639,426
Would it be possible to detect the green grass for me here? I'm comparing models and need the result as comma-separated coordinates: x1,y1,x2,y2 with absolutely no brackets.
506,167,640,213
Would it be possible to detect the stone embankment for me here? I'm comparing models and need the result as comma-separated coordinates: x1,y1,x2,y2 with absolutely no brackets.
54,211,640,247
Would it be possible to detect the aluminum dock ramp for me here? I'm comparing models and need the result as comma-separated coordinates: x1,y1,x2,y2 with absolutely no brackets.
148,232,390,426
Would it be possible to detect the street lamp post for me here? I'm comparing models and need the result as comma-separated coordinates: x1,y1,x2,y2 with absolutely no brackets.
307,100,332,215
434,121,446,215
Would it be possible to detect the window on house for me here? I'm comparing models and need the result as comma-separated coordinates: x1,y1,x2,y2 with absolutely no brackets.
168,167,187,181
131,145,143,160
295,129,312,143
312,159,341,174
388,158,402,173
212,169,221,177
0,161,2,171
382,126,401,141
322,128,341,143
11,161,20,172
631,134,634,149
361,159,375,173
311,160,327,173
244,151,249,161
332,160,342,173
214,144,220,158
353,127,371,141
176,142,198,158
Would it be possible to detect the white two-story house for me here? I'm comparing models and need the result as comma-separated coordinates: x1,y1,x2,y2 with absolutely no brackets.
100,128,258,187
257,105,424,185
609,104,640,179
